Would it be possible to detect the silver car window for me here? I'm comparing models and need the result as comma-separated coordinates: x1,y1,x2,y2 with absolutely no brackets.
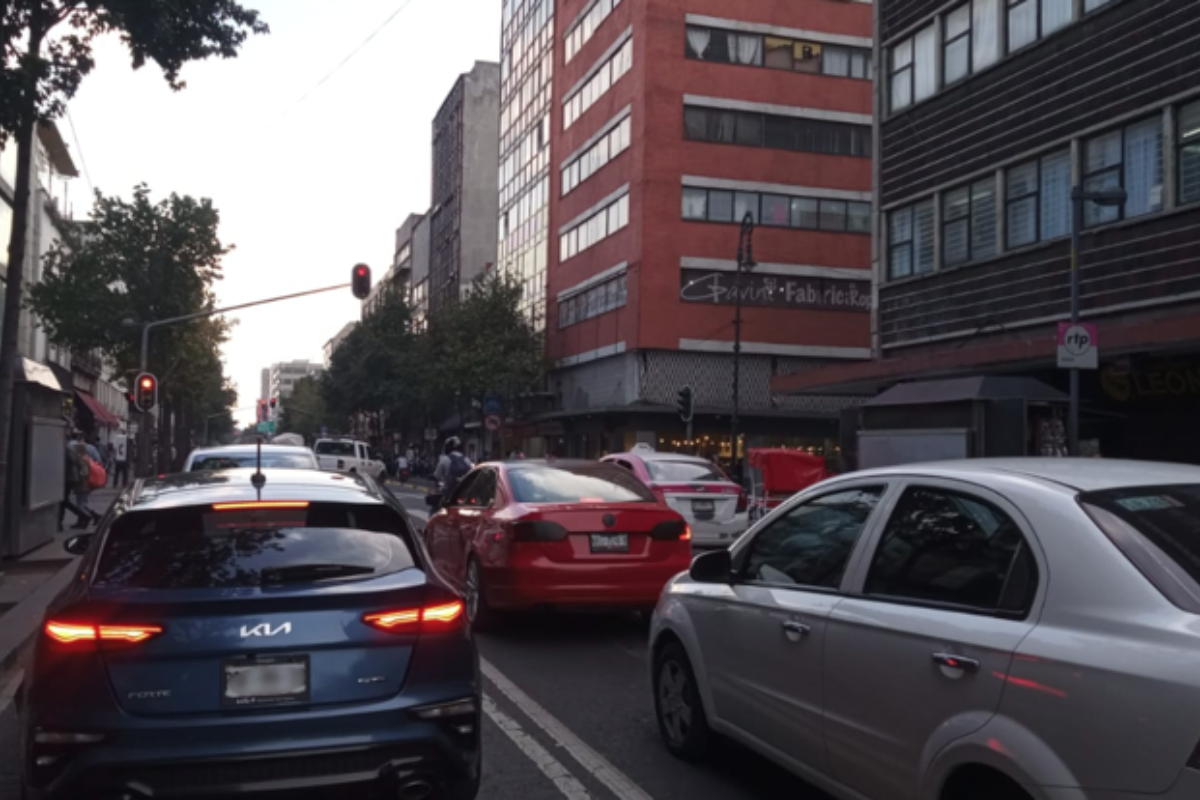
740,487,885,589
864,486,1037,614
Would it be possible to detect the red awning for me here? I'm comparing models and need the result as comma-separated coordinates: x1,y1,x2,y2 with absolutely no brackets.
75,390,120,429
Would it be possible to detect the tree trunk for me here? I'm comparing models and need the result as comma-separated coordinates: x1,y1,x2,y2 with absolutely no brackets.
0,20,46,539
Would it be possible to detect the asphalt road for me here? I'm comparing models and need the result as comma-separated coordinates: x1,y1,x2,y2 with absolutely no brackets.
0,487,830,800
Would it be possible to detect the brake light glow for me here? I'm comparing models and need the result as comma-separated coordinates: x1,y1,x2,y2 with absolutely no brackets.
682,525,693,541
363,600,465,633
45,621,163,645
212,501,310,511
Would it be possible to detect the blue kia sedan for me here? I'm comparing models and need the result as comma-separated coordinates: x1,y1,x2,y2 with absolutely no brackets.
20,468,480,799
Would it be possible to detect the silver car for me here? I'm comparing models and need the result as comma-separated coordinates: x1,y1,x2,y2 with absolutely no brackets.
649,459,1200,800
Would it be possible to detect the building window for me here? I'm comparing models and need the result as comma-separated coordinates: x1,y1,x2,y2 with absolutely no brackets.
891,23,935,111
972,0,1001,71
888,199,935,279
684,106,870,158
559,193,629,262
1008,0,1072,52
562,114,631,195
1178,100,1200,205
943,5,971,85
683,187,870,234
559,272,627,328
565,0,623,63
687,26,873,78
564,37,633,130
1083,117,1163,228
943,177,997,266
1006,149,1070,248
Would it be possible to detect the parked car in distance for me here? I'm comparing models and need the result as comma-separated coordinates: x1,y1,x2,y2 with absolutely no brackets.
21,468,479,800
182,444,318,472
603,445,748,548
314,437,387,480
422,459,692,628
649,458,1200,800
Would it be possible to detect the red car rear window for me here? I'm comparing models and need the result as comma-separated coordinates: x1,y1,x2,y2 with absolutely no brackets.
507,464,656,504
644,460,729,483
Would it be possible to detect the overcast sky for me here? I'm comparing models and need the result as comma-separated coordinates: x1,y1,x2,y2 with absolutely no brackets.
65,0,501,426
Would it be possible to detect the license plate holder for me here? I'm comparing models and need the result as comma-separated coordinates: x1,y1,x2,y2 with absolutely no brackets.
692,499,715,520
221,654,310,709
590,533,629,553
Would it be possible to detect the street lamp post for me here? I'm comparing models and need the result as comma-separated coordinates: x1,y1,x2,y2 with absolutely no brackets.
1068,184,1125,457
731,212,756,482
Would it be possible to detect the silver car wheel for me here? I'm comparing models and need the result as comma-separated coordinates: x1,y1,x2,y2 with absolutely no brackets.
658,659,693,745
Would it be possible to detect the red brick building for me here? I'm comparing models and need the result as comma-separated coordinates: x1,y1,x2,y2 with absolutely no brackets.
524,0,874,461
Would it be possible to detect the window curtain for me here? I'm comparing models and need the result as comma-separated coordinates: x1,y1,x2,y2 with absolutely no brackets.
943,188,971,265
1042,0,1073,35
686,27,710,59
1040,151,1071,239
914,200,936,274
1124,118,1163,218
735,34,762,66
914,24,938,102
973,0,1001,71
889,208,914,279
824,46,850,77
970,179,998,259
1008,0,1038,52
1007,161,1038,247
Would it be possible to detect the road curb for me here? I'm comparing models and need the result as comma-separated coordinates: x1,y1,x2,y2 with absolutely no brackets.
0,558,78,675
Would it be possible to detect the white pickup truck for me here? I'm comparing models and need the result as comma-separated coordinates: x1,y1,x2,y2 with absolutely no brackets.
313,438,387,480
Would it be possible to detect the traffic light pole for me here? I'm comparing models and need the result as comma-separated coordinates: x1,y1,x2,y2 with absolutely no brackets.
133,282,352,477
731,213,756,482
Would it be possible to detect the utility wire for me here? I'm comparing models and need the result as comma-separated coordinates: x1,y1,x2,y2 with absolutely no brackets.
64,108,93,199
282,0,419,117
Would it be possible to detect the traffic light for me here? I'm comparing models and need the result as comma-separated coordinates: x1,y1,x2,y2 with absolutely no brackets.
269,397,277,410
135,373,158,412
676,386,694,423
352,264,372,299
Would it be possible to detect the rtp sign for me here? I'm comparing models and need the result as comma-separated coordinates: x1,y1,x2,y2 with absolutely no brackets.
1057,322,1099,370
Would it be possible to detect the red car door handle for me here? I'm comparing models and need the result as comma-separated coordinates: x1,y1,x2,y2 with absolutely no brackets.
932,653,980,672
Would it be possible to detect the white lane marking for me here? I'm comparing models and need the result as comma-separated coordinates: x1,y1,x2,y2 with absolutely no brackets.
0,668,25,715
483,659,656,800
483,695,592,799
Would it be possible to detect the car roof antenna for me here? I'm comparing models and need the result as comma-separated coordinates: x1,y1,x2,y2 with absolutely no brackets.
251,436,267,495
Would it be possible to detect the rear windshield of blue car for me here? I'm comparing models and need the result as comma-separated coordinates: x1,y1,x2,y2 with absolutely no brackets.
94,502,415,590
507,464,656,504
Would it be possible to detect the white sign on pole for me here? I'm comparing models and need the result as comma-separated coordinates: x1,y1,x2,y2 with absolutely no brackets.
1057,322,1099,370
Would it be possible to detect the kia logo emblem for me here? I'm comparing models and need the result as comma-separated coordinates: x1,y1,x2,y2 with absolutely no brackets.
602,514,616,528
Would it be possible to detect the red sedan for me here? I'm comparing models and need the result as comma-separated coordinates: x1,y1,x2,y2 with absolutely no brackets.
422,460,692,628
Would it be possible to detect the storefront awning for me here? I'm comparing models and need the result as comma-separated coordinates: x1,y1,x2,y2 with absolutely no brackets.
865,376,1066,407
75,390,120,428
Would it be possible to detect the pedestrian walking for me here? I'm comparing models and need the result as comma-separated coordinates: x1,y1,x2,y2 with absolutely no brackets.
68,439,102,529
104,441,116,474
60,442,94,531
112,426,130,487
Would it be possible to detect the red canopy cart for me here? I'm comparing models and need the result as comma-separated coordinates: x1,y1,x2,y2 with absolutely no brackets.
746,449,831,520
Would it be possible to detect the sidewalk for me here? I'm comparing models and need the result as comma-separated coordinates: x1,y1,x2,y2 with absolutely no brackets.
0,488,119,674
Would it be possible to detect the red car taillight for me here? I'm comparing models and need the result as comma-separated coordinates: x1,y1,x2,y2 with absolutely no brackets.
736,491,748,514
363,600,465,633
45,621,164,646
650,519,691,541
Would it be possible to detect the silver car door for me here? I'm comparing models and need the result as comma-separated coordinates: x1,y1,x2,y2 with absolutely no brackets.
689,484,890,777
823,478,1044,800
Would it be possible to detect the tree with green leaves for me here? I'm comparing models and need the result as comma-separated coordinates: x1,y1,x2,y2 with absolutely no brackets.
0,0,266,529
428,273,544,431
279,375,334,443
28,184,236,470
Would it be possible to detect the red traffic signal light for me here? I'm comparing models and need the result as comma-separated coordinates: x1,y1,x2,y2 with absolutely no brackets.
269,397,277,409
352,264,372,300
134,373,158,412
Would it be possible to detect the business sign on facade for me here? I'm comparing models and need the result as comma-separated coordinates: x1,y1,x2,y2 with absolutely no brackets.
679,270,871,312
1057,322,1099,370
